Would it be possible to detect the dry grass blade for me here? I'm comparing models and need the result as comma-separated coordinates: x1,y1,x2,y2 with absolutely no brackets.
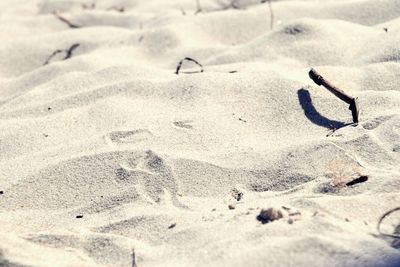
261,0,274,30
44,43,80,65
131,249,137,267
53,11,81,28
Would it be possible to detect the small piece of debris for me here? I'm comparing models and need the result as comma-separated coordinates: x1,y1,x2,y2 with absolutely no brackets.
288,211,301,216
288,218,294,224
345,218,350,222
168,223,176,229
282,206,291,211
383,27,388,32
76,215,83,219
211,208,216,211
257,207,283,224
238,118,247,123
47,107,52,111
346,175,368,186
175,57,204,75
393,145,400,152
44,43,80,65
229,70,237,73
231,188,243,201
109,6,125,12
53,11,81,28
131,249,137,267
228,204,236,210
43,133,49,137
0,191,3,195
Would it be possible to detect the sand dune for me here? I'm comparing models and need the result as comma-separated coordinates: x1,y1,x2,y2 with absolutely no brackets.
0,0,400,266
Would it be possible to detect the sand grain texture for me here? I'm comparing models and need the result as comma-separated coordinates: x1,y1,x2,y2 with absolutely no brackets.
1,0,400,266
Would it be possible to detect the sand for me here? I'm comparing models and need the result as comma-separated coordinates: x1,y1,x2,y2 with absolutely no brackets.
0,0,400,266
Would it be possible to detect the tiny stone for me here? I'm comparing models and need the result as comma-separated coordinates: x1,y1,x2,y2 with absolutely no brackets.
168,223,176,229
393,145,400,152
76,215,83,219
211,208,216,211
288,218,294,224
0,191,3,194
228,204,236,210
345,218,350,222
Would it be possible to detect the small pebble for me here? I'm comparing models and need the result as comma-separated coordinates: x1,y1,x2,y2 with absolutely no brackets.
76,215,83,219
228,204,236,210
168,223,176,229
257,207,284,224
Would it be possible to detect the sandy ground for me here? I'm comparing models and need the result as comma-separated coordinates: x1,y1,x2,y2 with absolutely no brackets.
0,0,400,266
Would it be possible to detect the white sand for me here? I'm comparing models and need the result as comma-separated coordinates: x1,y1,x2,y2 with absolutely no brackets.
1,0,400,266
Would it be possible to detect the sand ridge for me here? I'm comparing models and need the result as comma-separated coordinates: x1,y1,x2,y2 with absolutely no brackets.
0,0,400,266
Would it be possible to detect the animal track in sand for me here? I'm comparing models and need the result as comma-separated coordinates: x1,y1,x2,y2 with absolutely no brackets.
106,129,153,144
173,120,193,129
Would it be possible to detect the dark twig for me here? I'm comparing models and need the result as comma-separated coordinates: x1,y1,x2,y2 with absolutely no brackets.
309,68,360,124
377,207,400,239
43,49,63,65
64,43,80,60
107,6,125,12
53,11,81,28
44,43,80,65
345,175,368,186
131,249,137,267
175,57,204,75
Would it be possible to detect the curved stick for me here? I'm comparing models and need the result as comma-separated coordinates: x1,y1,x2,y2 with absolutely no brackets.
377,207,400,239
44,43,80,65
175,57,204,75
309,68,360,124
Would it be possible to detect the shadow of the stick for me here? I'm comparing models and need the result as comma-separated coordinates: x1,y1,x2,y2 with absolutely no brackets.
297,88,350,129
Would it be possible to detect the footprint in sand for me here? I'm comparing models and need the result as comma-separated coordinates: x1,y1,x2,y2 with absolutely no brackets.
106,129,153,144
173,120,193,129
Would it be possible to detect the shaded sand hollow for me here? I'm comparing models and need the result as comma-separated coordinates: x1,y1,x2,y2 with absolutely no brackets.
1,0,400,266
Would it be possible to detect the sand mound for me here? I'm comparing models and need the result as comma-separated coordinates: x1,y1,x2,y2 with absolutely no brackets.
1,0,400,266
